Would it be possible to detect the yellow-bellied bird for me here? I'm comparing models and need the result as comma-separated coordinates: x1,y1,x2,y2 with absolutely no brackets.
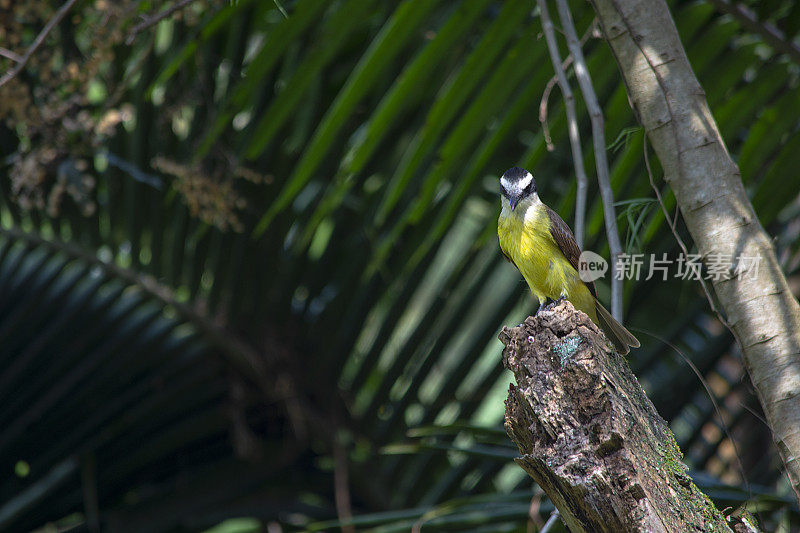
497,167,639,354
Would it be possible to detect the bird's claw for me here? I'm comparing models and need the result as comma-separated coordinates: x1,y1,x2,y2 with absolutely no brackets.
543,296,567,311
534,296,567,316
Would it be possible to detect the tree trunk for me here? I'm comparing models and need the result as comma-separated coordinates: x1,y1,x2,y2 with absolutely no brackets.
501,301,755,532
587,0,800,505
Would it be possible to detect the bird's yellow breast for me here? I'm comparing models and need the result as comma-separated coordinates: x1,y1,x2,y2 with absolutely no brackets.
498,201,595,321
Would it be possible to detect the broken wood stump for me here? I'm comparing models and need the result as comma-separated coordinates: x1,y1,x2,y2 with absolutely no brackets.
500,300,755,532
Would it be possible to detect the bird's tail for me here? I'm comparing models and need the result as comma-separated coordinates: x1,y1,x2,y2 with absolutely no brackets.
594,299,640,355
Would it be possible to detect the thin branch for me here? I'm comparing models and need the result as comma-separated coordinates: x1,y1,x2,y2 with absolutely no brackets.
0,0,79,89
526,493,545,532
536,0,589,250
0,48,23,63
642,134,728,326
539,20,597,154
631,326,750,498
539,51,579,153
539,71,560,152
708,0,800,65
554,0,624,320
125,0,199,45
539,510,561,533
333,438,355,533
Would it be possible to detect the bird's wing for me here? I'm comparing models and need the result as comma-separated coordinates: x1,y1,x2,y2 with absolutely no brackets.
546,206,597,298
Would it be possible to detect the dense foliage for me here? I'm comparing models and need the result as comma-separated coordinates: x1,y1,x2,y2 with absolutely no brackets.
1,0,799,530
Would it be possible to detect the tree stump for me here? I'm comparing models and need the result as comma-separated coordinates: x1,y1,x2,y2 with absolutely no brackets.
500,300,755,532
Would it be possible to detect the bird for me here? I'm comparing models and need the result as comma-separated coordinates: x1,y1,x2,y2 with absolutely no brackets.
497,166,639,354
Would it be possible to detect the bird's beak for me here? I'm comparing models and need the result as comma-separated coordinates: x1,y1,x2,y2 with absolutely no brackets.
509,194,521,211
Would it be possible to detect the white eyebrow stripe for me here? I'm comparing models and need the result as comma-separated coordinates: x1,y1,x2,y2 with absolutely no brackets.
500,176,511,190
517,172,533,189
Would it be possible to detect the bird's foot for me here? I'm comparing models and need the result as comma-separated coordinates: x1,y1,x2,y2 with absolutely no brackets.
543,296,567,311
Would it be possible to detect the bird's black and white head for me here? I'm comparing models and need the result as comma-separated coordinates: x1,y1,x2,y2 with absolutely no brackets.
500,167,537,212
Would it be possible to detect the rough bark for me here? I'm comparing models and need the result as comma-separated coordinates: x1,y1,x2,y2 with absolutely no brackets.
501,301,754,532
587,0,800,505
